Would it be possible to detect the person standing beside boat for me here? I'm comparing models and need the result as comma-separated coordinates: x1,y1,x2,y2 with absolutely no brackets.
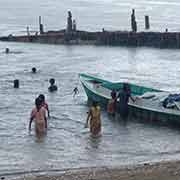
117,83,135,119
107,89,117,116
85,100,101,137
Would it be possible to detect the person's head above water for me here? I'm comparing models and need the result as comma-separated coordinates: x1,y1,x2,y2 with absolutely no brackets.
123,83,129,91
49,78,55,85
31,67,37,73
92,100,99,107
35,97,42,110
38,94,45,102
5,48,9,54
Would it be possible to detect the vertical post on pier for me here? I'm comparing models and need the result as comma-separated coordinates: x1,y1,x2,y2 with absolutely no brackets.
66,11,73,33
72,19,76,31
131,9,137,32
39,16,44,34
26,26,30,36
145,15,150,29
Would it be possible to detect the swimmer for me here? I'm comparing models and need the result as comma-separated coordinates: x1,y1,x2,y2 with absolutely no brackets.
29,98,47,136
31,67,37,73
5,48,9,54
48,78,58,92
73,87,79,97
14,79,19,88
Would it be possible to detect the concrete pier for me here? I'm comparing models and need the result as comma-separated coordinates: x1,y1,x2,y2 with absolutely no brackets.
1,10,180,49
1,30,180,49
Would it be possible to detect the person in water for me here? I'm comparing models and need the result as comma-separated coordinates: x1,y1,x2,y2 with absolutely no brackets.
31,67,37,73
5,48,9,54
38,94,50,128
73,87,79,97
107,89,117,116
117,83,135,119
48,78,58,92
29,98,47,136
85,100,101,137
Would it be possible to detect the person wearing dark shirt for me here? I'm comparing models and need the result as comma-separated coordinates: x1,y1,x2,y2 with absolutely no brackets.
117,83,135,119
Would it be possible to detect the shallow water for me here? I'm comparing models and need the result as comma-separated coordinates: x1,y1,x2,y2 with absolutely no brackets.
1,0,180,176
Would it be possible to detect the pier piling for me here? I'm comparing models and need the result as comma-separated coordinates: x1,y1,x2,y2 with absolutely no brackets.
39,16,44,34
131,9,137,32
72,19,76,31
145,15,150,29
67,11,73,33
26,26,30,36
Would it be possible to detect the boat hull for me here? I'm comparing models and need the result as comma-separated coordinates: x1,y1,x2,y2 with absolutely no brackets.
82,83,109,106
130,104,180,126
80,73,180,126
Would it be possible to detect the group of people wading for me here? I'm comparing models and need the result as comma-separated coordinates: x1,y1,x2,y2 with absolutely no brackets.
28,81,134,138
28,68,58,137
85,83,135,138
28,69,80,138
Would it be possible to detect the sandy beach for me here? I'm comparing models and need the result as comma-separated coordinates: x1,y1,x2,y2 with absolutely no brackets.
12,160,180,180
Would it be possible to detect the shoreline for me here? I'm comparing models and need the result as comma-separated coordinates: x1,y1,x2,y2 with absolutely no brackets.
10,160,180,180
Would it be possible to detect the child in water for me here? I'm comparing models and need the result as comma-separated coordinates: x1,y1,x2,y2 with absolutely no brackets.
73,87,79,97
29,98,47,136
85,100,101,137
48,78,58,92
107,89,117,116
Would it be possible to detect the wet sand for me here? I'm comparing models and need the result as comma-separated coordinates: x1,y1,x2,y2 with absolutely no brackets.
14,160,180,180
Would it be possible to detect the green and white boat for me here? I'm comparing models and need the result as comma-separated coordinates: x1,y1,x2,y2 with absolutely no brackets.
79,73,180,125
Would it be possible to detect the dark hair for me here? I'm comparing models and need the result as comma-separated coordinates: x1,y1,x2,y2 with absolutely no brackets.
49,78,55,85
35,98,42,111
92,100,98,107
111,89,116,99
39,94,45,101
5,48,9,54
32,67,36,73
123,83,128,91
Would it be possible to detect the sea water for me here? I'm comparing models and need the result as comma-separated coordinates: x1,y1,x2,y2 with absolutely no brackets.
1,0,180,176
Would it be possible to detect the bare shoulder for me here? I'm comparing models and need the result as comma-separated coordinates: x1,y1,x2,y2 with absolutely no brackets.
41,107,46,112
31,107,36,113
